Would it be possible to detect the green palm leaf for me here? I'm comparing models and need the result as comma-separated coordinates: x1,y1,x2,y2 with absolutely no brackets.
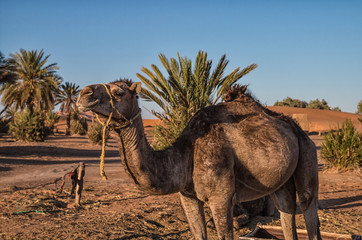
0,49,60,114
137,50,257,149
55,81,80,135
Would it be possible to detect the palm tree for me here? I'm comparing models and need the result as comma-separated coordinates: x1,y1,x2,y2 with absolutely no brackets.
56,82,80,135
137,50,257,148
0,51,17,86
0,51,17,116
0,49,60,114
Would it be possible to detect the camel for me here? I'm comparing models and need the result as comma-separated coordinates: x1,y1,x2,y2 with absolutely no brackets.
77,79,321,240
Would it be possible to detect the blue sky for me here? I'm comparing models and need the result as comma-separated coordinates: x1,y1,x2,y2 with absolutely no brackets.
1,0,361,118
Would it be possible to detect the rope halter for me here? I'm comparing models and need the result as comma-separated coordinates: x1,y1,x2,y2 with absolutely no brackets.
95,83,141,180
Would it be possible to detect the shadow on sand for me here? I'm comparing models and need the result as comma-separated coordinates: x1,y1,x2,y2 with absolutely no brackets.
0,145,119,158
319,195,362,210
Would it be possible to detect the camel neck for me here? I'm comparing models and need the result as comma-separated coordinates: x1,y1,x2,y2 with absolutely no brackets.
115,114,193,195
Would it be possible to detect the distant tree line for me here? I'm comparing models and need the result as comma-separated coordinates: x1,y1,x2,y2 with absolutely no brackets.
274,97,343,111
357,100,362,115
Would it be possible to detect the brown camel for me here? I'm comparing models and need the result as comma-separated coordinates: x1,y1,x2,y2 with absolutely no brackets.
77,79,321,240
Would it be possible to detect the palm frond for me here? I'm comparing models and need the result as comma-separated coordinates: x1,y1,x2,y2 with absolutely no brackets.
1,49,61,113
137,50,257,149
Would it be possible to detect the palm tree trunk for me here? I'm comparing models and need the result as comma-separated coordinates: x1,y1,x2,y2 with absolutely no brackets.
27,98,34,114
66,111,71,135
27,86,35,114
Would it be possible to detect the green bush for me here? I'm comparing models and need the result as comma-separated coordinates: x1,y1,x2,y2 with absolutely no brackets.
71,117,88,135
151,110,187,150
321,120,361,169
9,109,50,142
87,123,109,145
274,97,308,108
44,111,60,134
307,98,330,110
357,100,362,114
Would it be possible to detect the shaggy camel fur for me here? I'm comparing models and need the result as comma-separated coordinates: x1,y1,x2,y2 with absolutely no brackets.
77,79,321,240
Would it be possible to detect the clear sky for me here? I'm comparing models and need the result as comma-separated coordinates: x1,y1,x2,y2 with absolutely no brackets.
1,0,361,118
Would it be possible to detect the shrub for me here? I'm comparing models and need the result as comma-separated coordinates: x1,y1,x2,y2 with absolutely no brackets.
87,123,109,145
44,111,60,134
71,110,80,121
9,109,50,142
357,100,362,114
307,98,330,110
331,107,341,112
274,97,307,108
71,117,88,135
151,110,187,150
321,120,361,169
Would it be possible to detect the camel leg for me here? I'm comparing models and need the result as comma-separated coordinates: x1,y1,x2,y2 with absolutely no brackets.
179,192,207,240
270,178,298,240
299,196,321,240
294,174,321,240
293,141,321,240
208,194,234,240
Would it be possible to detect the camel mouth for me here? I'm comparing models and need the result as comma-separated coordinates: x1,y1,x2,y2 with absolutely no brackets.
78,99,100,112
94,111,112,119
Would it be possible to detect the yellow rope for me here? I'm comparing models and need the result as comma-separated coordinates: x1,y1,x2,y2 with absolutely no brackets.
95,83,116,181
95,83,141,180
97,111,113,180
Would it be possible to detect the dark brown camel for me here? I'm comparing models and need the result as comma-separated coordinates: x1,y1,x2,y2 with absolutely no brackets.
77,79,321,240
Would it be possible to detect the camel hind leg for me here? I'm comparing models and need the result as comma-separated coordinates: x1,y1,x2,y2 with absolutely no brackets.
293,137,321,240
270,177,298,240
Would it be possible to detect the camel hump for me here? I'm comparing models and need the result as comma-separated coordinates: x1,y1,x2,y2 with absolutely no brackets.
223,84,250,102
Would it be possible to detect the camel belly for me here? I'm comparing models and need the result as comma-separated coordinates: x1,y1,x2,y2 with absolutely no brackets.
230,120,299,202
234,142,298,202
192,119,299,202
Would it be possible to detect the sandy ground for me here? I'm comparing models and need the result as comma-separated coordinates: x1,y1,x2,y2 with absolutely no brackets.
0,127,361,239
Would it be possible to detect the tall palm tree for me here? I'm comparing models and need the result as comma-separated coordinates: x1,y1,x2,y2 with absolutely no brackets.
0,51,17,86
56,82,80,135
0,51,17,116
137,50,257,148
0,49,60,114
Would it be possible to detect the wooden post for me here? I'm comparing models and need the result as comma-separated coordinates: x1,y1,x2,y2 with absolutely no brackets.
75,162,85,206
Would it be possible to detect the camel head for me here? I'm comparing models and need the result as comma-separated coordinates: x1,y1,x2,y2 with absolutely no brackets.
77,79,141,122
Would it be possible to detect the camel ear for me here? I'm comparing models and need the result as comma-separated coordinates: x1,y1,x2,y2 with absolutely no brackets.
129,82,141,94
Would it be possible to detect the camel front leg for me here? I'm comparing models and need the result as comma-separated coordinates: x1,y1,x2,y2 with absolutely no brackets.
179,192,207,240
208,195,234,240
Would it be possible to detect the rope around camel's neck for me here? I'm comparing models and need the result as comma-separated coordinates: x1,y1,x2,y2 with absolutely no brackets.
96,112,112,180
95,83,141,180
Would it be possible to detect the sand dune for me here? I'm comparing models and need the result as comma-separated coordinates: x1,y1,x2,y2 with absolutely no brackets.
267,106,361,133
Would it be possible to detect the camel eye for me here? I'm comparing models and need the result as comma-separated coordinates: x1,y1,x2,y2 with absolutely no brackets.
113,89,125,97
